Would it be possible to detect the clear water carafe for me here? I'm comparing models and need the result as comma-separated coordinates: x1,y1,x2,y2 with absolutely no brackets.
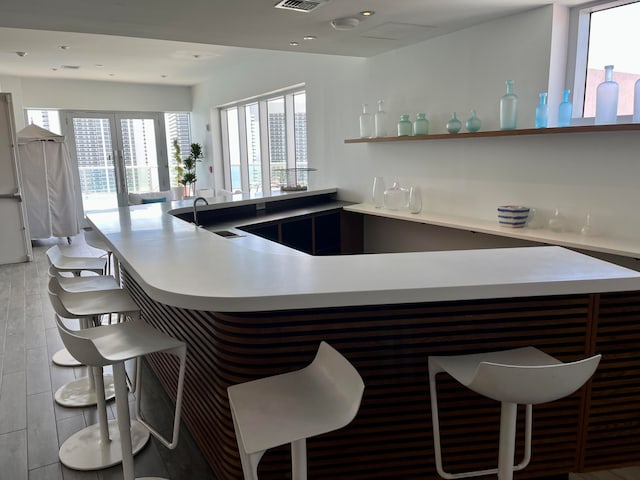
359,103,373,138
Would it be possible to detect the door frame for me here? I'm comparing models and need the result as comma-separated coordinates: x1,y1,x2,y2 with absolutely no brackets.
60,110,169,223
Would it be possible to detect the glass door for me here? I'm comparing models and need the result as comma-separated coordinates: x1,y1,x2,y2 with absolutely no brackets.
61,111,169,219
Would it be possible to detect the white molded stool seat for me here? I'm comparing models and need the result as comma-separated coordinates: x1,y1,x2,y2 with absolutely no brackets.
84,228,119,281
428,346,601,480
48,277,140,408
227,341,365,480
49,264,120,292
54,314,187,480
46,244,107,276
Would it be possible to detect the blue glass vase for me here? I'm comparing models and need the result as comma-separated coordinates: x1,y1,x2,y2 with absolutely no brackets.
465,110,481,132
558,89,572,127
412,113,429,136
397,115,412,136
446,112,462,134
535,92,548,128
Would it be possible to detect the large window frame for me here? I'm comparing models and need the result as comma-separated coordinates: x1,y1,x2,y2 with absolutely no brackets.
567,0,640,121
219,85,307,195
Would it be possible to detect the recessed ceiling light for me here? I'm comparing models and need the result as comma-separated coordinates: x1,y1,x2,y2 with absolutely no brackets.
109,73,115,77
58,45,70,50
330,17,360,31
289,41,300,46
360,11,375,16
303,35,317,40
95,64,105,68
15,51,27,57
161,75,167,78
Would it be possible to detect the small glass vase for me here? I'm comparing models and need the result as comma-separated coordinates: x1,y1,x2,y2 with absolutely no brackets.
412,113,429,136
558,89,573,127
446,112,462,134
397,115,412,136
465,110,481,132
500,80,518,130
407,186,422,214
535,92,548,128
595,65,619,125
359,103,373,138
374,100,387,137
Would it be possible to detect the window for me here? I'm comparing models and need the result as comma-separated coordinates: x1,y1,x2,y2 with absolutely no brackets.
220,86,308,194
164,112,192,188
570,0,640,119
25,109,62,134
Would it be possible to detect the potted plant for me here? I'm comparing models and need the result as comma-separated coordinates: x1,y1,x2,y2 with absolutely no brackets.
171,139,185,200
182,142,203,197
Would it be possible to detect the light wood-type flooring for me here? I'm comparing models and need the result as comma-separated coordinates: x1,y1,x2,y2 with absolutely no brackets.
0,234,214,479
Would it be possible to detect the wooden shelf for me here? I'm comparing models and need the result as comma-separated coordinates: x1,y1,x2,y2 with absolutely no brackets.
344,123,640,143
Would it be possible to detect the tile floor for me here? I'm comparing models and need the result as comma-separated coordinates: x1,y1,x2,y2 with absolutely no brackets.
1,233,637,480
0,235,214,480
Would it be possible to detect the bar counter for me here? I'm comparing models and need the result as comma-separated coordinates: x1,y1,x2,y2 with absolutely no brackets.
88,191,640,479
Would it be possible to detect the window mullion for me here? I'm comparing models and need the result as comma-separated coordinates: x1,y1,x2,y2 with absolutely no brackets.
285,94,296,169
237,107,250,193
219,110,232,190
259,100,271,194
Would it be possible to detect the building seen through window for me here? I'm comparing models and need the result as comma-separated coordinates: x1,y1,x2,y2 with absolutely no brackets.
221,87,307,194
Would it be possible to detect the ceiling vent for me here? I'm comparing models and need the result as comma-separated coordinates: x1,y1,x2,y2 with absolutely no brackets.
60,65,80,70
274,0,327,13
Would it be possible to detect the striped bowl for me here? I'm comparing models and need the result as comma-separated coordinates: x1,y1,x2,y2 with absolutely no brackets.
497,205,530,228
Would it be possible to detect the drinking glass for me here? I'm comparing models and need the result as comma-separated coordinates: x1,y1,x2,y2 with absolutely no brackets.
372,177,385,208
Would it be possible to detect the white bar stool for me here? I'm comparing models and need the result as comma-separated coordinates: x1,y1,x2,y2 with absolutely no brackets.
428,346,601,480
46,245,109,367
54,313,187,480
84,228,119,282
48,278,152,472
227,341,365,480
46,244,107,276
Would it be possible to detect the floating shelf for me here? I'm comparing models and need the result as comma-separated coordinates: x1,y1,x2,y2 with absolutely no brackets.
344,123,640,143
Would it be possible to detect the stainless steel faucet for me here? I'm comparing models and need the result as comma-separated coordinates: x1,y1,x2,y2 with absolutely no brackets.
193,196,209,226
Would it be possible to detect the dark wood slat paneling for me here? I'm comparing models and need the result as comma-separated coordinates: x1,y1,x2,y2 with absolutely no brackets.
121,269,615,479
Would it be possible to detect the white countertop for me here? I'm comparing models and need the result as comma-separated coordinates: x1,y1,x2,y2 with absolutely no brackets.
87,195,640,312
345,203,640,259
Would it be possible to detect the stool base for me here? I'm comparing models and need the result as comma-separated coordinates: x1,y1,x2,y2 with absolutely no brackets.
54,373,116,407
59,419,150,471
52,348,82,367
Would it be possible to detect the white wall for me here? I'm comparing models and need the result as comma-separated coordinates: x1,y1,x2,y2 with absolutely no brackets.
192,5,640,243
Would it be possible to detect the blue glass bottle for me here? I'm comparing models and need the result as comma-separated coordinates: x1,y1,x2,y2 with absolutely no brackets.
412,113,429,136
535,92,548,128
558,89,573,127
633,79,640,124
500,80,518,130
595,65,619,125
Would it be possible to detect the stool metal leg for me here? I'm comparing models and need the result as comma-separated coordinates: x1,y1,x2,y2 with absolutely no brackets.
114,362,136,480
291,438,307,480
498,403,517,480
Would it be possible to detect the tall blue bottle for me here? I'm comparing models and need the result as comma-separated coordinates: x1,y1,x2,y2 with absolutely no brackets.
595,65,619,125
558,89,573,127
535,92,548,128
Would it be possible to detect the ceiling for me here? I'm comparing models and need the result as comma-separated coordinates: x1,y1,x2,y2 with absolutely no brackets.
0,0,585,86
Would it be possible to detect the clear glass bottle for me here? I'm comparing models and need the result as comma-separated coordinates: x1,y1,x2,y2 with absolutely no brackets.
500,80,518,130
383,182,409,210
535,92,548,128
465,110,481,132
558,89,573,127
412,113,429,136
397,115,412,136
595,65,619,125
548,208,566,233
446,112,462,134
374,100,387,137
407,186,422,214
359,103,373,138
372,176,385,208
633,79,640,123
